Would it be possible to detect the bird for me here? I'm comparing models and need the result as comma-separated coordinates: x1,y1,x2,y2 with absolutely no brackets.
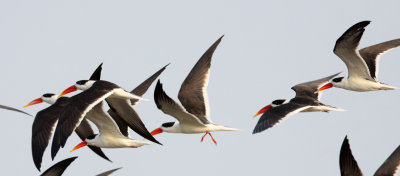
150,36,239,145
25,93,110,171
339,136,400,176
96,167,122,176
0,104,31,116
52,80,154,157
40,156,78,176
24,63,110,170
252,72,344,134
315,21,400,93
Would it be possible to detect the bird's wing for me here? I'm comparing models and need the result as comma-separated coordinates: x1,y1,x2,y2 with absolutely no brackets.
334,21,373,80
96,167,122,176
106,98,161,144
89,63,103,80
252,103,310,134
178,36,223,122
339,136,364,176
74,118,111,162
129,63,169,105
359,39,400,80
0,104,31,116
155,80,205,126
40,156,78,176
31,98,69,171
51,87,116,160
292,72,341,100
85,101,126,137
105,64,169,138
374,145,400,176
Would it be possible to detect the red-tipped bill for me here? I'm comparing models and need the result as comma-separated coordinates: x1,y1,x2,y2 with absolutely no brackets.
314,83,333,94
252,105,272,118
71,141,87,152
24,98,43,108
58,85,77,98
150,128,163,136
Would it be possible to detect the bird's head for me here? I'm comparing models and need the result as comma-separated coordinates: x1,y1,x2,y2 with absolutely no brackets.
24,93,58,107
59,80,96,98
252,99,287,118
70,134,98,152
150,122,177,136
314,77,344,93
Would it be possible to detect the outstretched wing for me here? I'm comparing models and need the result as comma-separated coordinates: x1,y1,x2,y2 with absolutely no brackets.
41,156,78,176
339,136,363,176
359,39,400,80
292,72,340,100
0,104,31,116
178,36,223,122
334,21,373,80
374,144,400,176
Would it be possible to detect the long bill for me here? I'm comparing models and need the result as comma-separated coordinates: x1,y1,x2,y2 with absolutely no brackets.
23,98,43,108
314,83,333,94
150,128,163,136
70,141,87,152
252,105,272,118
58,85,77,98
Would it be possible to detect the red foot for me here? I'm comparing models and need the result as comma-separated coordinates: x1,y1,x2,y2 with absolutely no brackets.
201,132,208,142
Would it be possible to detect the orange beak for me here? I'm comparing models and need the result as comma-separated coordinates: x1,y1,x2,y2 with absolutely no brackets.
58,85,77,98
150,128,163,136
314,83,333,94
24,98,43,108
252,105,272,118
71,141,87,152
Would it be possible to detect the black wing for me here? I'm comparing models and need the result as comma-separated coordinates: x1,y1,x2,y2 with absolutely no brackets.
0,104,32,116
339,136,363,176
89,63,103,80
178,36,223,121
374,144,400,176
40,156,78,176
32,98,69,171
253,102,309,134
291,72,340,99
107,63,169,137
51,81,118,159
359,39,400,80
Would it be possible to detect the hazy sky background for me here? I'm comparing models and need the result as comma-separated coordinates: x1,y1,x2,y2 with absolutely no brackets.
1,0,400,175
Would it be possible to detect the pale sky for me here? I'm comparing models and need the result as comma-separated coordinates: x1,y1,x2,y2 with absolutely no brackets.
1,0,400,175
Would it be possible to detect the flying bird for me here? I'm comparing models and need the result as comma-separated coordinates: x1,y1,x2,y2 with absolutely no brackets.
0,104,31,116
40,156,77,176
340,136,400,176
315,21,400,93
25,93,110,171
151,36,239,145
252,73,344,134
24,63,110,170
52,80,153,157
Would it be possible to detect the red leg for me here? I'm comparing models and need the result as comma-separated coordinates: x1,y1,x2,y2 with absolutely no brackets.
208,132,217,145
201,131,209,142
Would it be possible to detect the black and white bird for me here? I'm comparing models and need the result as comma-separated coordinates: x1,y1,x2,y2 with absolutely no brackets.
0,104,31,116
151,36,238,145
40,156,78,176
315,21,400,93
339,136,400,176
52,80,155,156
24,63,110,170
252,73,344,134
25,93,110,171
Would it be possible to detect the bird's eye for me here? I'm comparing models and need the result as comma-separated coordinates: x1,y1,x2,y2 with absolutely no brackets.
43,93,54,98
332,77,344,83
86,134,98,139
76,80,87,85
